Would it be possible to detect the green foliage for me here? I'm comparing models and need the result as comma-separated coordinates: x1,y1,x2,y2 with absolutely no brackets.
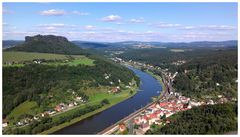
3,51,81,63
119,47,237,99
7,101,38,124
5,35,86,55
173,49,237,99
3,104,104,135
101,99,110,105
3,51,94,67
146,103,238,134
3,56,139,118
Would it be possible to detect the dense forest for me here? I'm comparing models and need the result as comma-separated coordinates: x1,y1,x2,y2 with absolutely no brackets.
118,47,237,100
173,48,237,100
146,103,238,134
3,55,140,118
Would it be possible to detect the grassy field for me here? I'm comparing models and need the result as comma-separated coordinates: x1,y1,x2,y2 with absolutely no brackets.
170,49,185,52
41,83,138,134
7,101,38,125
3,51,94,66
66,58,94,66
3,51,73,62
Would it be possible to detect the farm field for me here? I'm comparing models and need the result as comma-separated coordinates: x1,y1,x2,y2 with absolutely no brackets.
3,51,94,66
7,101,38,125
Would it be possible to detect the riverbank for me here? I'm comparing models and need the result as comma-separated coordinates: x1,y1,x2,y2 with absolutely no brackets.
40,83,139,134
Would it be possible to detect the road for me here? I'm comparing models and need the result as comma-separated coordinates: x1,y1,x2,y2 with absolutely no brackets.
97,70,170,135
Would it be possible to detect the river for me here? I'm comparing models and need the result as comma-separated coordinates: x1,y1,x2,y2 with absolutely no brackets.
53,66,162,134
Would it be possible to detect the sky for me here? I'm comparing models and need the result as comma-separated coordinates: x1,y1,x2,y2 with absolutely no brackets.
2,2,238,42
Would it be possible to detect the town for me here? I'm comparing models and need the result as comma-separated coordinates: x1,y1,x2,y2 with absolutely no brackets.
102,57,235,135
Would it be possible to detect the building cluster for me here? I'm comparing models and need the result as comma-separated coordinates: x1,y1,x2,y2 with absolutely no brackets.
171,60,186,66
131,94,204,135
4,93,86,128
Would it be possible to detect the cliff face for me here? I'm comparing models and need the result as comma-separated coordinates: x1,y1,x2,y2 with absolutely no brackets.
25,35,69,44
6,34,84,55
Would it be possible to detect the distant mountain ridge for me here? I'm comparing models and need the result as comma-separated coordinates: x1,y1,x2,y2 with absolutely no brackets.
72,40,237,49
3,37,237,50
2,40,24,49
5,35,85,55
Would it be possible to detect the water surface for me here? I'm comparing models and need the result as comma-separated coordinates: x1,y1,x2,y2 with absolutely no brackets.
54,67,162,134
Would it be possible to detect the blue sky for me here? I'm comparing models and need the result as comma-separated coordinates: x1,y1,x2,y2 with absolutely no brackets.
3,2,238,42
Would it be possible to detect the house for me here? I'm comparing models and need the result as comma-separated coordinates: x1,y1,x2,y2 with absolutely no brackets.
17,122,24,126
33,59,42,64
159,102,168,107
218,98,228,104
41,111,49,117
218,95,223,98
190,101,200,106
68,103,74,107
207,100,215,105
74,102,78,106
145,108,154,114
125,85,131,88
3,122,8,128
148,114,159,125
134,118,141,125
154,120,162,125
111,87,120,93
47,110,56,115
55,105,62,112
140,116,148,123
76,96,82,101
166,120,171,124
34,116,39,120
165,112,173,117
2,119,8,128
135,129,145,135
119,123,126,132
141,121,150,132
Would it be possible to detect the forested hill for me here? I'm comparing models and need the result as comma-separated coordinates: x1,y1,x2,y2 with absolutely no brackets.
146,103,237,134
5,35,85,55
118,47,237,100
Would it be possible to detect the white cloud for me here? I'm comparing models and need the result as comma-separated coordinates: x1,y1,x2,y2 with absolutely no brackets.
35,23,77,33
102,15,121,22
199,25,236,30
129,17,145,23
179,25,236,31
72,11,90,16
180,26,196,30
38,23,66,27
115,22,125,25
154,22,181,28
39,9,66,16
84,25,96,30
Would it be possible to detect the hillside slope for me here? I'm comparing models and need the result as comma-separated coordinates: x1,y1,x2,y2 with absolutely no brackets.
5,35,85,55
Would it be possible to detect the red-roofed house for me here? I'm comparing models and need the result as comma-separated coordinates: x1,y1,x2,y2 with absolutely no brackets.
119,123,126,132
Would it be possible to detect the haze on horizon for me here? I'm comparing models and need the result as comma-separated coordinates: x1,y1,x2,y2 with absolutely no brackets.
3,2,238,42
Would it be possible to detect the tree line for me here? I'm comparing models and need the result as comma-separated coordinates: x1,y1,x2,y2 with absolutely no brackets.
146,103,237,134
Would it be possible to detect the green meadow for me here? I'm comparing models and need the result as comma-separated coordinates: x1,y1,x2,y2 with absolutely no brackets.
3,51,94,66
